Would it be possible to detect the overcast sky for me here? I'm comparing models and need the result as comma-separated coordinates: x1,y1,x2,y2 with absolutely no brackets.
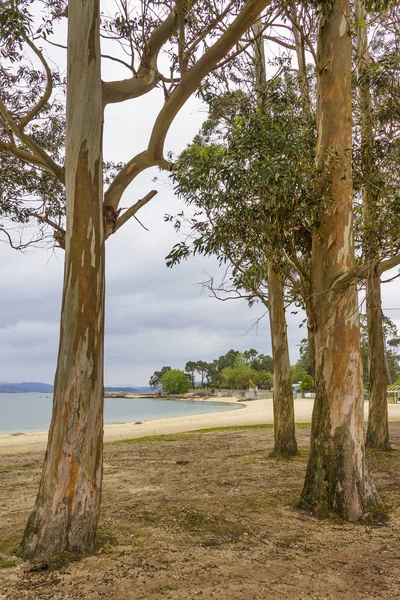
0,6,399,387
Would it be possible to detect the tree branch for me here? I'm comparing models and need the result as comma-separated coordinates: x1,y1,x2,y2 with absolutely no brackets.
176,0,188,74
378,253,400,275
330,253,400,293
105,0,271,209
147,0,272,164
0,98,64,181
0,138,52,172
107,189,158,237
19,35,53,130
102,8,179,104
103,150,157,209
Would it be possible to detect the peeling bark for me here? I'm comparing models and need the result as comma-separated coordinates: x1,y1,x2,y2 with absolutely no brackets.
268,267,297,456
300,0,380,520
19,0,105,559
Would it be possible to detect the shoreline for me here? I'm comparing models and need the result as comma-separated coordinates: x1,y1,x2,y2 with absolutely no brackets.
1,397,400,456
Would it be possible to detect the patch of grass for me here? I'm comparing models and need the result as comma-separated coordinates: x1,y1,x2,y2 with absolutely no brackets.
95,526,119,549
0,462,37,473
190,424,274,434
0,531,22,556
109,433,187,445
109,423,313,447
178,508,246,543
155,583,179,592
0,556,19,569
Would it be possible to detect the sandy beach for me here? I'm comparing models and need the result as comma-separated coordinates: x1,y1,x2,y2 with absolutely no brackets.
1,396,400,456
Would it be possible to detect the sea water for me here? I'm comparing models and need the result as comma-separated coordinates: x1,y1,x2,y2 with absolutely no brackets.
0,392,240,435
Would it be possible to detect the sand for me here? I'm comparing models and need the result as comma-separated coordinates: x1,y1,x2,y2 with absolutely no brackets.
1,396,400,456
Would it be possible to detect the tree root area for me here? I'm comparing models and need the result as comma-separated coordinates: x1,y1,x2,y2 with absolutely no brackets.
1,425,400,599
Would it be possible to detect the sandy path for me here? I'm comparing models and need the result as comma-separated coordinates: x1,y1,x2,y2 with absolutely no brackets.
1,396,400,456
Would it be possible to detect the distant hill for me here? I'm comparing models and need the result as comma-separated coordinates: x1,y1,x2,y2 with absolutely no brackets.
0,382,154,394
0,382,54,393
105,386,154,394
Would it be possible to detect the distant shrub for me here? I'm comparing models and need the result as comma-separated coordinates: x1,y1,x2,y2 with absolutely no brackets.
299,374,315,397
161,369,191,394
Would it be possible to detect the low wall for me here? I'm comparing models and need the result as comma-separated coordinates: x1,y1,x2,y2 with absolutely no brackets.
215,390,273,400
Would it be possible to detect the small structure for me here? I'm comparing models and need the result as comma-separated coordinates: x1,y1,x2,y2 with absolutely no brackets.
387,384,400,404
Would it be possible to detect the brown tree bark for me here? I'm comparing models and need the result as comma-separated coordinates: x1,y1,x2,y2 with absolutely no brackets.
268,266,298,455
300,0,380,520
365,269,390,448
355,0,390,450
19,0,105,559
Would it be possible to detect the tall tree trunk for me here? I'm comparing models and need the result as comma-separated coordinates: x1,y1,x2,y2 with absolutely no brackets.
268,266,297,455
253,19,297,455
355,0,390,450
365,270,389,448
20,0,105,559
290,5,312,116
300,0,380,520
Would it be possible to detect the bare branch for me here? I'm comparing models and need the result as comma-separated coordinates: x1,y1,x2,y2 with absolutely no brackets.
19,36,53,129
331,253,400,293
105,0,271,209
103,150,157,209
0,97,64,181
0,138,52,172
27,211,65,234
0,225,45,251
108,189,158,237
146,0,272,164
101,53,134,72
103,8,179,104
378,254,400,275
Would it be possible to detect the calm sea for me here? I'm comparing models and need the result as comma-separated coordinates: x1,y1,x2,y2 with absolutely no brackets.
0,392,240,435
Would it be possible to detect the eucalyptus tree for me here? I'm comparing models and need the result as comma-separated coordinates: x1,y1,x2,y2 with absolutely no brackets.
254,17,297,456
354,0,400,449
149,366,172,390
299,0,382,520
185,361,198,389
168,73,318,455
1,0,273,560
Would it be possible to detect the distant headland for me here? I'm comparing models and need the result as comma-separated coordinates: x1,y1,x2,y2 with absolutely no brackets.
0,382,153,394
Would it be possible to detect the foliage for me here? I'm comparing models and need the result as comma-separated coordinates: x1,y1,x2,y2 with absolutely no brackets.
167,75,318,290
149,366,171,390
360,315,400,385
214,354,273,390
295,339,314,376
353,4,400,263
0,0,66,248
161,369,191,394
290,364,308,385
299,374,315,397
152,348,274,390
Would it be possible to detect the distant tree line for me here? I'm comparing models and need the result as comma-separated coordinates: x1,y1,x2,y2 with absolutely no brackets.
149,348,276,393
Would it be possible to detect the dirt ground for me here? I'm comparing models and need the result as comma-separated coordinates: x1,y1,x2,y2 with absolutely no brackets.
0,424,399,600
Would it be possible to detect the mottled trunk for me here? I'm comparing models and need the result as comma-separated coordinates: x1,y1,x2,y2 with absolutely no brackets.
365,270,389,448
268,266,297,455
300,0,380,520
20,0,105,559
355,0,390,450
304,292,316,378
